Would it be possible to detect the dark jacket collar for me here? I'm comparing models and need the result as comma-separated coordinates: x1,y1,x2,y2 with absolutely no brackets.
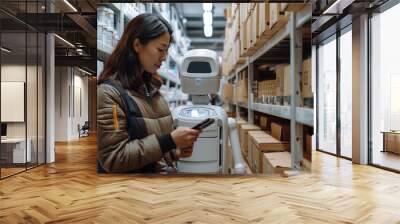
111,72,160,102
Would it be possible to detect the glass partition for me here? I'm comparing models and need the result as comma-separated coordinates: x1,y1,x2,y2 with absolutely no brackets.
370,3,400,171
339,27,352,159
317,35,337,155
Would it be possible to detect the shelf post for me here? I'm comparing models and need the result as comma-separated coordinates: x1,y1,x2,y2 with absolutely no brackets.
290,12,304,170
235,72,240,121
248,58,254,124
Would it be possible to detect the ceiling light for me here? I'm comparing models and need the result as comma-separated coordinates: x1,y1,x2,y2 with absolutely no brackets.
78,67,92,76
203,11,213,26
204,25,213,37
63,0,78,12
203,3,213,11
1,47,11,53
54,34,75,48
323,0,354,15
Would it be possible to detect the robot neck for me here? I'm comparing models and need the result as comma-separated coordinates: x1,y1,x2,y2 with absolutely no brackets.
192,95,210,105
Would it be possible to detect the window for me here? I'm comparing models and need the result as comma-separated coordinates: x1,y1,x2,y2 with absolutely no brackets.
317,35,337,155
339,27,352,158
370,2,400,171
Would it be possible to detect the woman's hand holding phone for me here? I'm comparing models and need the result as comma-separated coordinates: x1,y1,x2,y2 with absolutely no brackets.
171,127,199,149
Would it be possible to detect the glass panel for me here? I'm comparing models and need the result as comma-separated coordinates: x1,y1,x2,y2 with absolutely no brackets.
371,3,400,171
38,32,45,165
0,6,28,177
317,36,337,154
27,30,38,169
339,29,352,158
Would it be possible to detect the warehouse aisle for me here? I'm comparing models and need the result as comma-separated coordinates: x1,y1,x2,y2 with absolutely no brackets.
0,135,399,223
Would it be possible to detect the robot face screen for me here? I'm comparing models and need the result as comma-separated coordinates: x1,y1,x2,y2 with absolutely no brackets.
187,61,212,74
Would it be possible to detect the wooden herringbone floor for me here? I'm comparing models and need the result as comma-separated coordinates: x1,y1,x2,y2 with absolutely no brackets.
1,135,400,223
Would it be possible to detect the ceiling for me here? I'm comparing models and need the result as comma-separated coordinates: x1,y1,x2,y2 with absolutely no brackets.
0,0,98,74
175,3,228,54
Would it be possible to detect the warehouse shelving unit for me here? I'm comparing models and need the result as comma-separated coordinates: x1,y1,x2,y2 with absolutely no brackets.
224,5,313,170
96,3,189,107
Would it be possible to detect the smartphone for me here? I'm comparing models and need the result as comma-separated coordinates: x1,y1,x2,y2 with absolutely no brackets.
191,118,215,131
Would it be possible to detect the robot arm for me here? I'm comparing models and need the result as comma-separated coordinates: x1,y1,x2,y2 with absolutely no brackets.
227,118,246,174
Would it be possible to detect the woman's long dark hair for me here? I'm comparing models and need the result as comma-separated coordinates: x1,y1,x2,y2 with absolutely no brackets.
98,13,173,90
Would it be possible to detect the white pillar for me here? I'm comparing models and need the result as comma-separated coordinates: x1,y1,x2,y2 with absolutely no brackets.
352,14,369,164
46,32,55,163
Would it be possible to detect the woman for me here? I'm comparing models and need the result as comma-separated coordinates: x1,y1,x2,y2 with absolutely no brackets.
97,13,199,173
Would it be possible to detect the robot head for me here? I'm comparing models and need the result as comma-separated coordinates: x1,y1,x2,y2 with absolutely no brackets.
179,49,220,95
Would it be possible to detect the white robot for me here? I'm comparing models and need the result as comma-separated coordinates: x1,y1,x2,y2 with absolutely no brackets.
172,49,246,174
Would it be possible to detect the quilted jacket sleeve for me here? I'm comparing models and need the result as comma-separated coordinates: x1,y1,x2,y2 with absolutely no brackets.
97,84,175,173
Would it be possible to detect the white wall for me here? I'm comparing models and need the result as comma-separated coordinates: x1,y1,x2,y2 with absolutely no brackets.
54,66,89,141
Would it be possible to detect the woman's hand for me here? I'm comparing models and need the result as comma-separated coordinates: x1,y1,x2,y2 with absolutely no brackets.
176,146,194,158
171,127,200,149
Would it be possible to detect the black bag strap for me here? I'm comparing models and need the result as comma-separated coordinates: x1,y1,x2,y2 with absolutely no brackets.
103,79,142,118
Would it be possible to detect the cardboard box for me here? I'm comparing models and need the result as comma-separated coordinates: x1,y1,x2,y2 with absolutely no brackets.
258,3,270,37
247,130,267,171
240,3,249,24
250,133,290,173
262,152,291,174
283,64,291,97
246,15,253,54
237,75,248,102
253,3,260,42
233,10,240,38
269,3,289,31
275,64,287,97
305,134,312,162
240,124,261,156
236,119,247,134
269,3,280,29
260,115,268,130
301,58,312,98
222,83,234,101
271,122,290,141
240,20,248,57
280,3,307,12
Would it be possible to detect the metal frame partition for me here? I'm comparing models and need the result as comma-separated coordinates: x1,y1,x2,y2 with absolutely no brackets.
314,15,353,161
0,0,47,179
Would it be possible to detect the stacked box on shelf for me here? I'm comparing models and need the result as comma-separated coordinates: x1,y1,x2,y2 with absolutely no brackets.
236,119,247,135
222,83,234,102
233,82,238,103
239,19,248,57
237,74,248,103
260,115,268,130
269,3,289,32
258,3,270,39
280,3,307,12
245,12,253,56
271,122,291,142
252,4,263,49
239,124,261,158
275,64,288,105
246,5,258,56
304,134,312,162
249,132,290,173
247,130,269,172
283,64,291,105
301,58,313,108
257,81,263,102
262,151,291,174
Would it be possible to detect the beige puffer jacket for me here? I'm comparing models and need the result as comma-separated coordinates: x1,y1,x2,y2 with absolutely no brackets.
97,75,178,173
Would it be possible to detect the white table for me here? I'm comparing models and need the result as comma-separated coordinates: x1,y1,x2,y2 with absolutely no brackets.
1,138,31,163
